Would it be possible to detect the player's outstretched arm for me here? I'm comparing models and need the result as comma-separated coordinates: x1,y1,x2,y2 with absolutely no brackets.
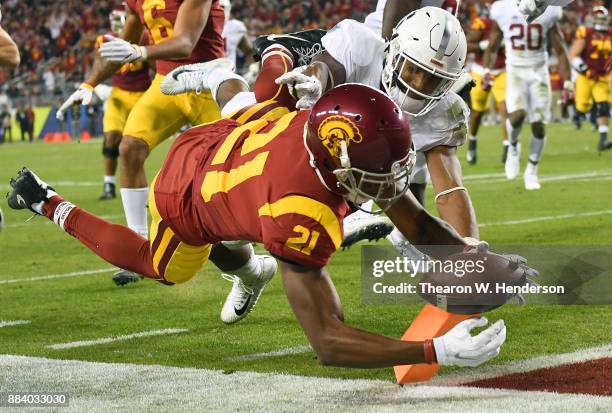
426,145,479,239
0,27,19,69
281,261,505,368
482,22,503,70
549,23,571,83
382,0,421,40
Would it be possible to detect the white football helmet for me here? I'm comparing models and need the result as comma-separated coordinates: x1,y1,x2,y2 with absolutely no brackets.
381,7,467,117
219,0,231,22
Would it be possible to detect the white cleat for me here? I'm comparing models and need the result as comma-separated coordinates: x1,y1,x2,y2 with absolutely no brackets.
160,58,235,95
341,209,394,249
524,163,541,190
220,255,277,324
505,143,521,180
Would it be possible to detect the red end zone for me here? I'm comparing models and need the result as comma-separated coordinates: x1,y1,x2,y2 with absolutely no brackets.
464,357,612,396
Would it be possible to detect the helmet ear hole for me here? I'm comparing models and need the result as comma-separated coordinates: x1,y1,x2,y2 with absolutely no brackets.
355,115,362,121
334,105,340,111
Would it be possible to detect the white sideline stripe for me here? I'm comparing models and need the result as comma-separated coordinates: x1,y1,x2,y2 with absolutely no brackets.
479,209,612,227
0,268,115,285
0,355,609,412
47,328,189,350
431,343,612,386
463,169,612,183
0,180,99,191
4,214,123,229
226,345,311,361
0,320,31,328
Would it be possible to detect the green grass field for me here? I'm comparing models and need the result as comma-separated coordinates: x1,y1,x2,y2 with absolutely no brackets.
0,122,611,382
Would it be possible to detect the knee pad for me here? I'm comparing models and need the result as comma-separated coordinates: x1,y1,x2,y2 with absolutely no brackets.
596,101,610,118
102,145,120,159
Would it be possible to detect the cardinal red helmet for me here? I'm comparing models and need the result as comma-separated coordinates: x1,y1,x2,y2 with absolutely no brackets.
304,83,416,206
593,6,609,32
109,3,127,34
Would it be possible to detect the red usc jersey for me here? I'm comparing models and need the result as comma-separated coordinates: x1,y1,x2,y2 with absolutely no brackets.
576,25,612,78
95,33,152,92
153,104,350,268
471,16,505,70
126,0,225,75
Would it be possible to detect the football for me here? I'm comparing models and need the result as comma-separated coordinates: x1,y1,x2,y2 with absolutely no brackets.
418,249,529,314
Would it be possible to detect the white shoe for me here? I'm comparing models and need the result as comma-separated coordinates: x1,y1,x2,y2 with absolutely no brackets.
524,163,541,190
0,205,4,231
160,58,235,95
220,255,277,324
341,209,394,249
505,143,521,180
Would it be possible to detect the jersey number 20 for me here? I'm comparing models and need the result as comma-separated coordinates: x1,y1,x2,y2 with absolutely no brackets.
509,23,543,51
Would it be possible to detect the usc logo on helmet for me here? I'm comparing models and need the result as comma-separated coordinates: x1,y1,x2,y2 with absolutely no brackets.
317,115,363,158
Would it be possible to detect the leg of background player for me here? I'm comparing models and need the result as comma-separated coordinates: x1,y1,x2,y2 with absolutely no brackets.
596,102,610,151
497,100,509,163
100,131,121,200
467,110,482,165
524,121,546,190
505,110,525,180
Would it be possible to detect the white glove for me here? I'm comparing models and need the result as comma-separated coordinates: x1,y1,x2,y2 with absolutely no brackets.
275,70,322,109
99,35,147,64
433,317,506,367
56,83,94,120
571,57,588,74
478,40,490,51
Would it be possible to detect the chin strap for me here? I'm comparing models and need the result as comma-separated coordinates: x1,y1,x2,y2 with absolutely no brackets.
434,186,467,202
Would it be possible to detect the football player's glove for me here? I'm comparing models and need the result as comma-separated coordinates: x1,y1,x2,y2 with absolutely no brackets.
516,0,548,23
275,70,322,109
481,70,494,92
571,57,588,74
56,83,94,120
433,317,506,367
99,35,147,64
562,80,574,104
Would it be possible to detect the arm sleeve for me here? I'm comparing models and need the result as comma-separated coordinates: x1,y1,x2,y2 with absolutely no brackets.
321,19,382,81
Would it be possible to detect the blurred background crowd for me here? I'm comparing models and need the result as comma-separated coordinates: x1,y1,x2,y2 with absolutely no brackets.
0,0,607,140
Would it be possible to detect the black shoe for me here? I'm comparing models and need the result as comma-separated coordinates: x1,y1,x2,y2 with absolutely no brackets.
112,269,144,286
466,139,477,165
6,167,54,214
253,29,327,67
99,182,116,200
598,140,612,152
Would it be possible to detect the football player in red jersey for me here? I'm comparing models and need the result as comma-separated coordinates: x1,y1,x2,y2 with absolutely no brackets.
91,5,152,201
466,1,509,165
7,80,532,369
56,0,239,286
569,6,611,151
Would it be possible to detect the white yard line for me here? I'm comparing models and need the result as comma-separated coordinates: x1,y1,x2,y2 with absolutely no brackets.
225,345,311,362
0,354,609,412
463,170,612,184
479,209,612,227
0,268,115,285
0,320,31,328
431,343,612,386
47,328,189,350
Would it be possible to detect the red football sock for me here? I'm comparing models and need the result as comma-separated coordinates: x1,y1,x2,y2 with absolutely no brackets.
254,45,296,109
43,196,158,278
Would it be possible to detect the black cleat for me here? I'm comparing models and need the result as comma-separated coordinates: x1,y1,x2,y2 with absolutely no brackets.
466,139,477,165
598,140,612,152
6,167,54,214
253,29,327,67
99,182,116,200
112,269,144,286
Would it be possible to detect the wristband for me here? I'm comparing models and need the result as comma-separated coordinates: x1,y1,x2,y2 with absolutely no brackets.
423,339,437,364
80,83,94,90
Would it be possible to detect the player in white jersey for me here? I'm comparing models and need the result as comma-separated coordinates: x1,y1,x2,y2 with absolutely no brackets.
483,0,570,190
219,0,253,70
279,8,478,246
163,7,478,253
